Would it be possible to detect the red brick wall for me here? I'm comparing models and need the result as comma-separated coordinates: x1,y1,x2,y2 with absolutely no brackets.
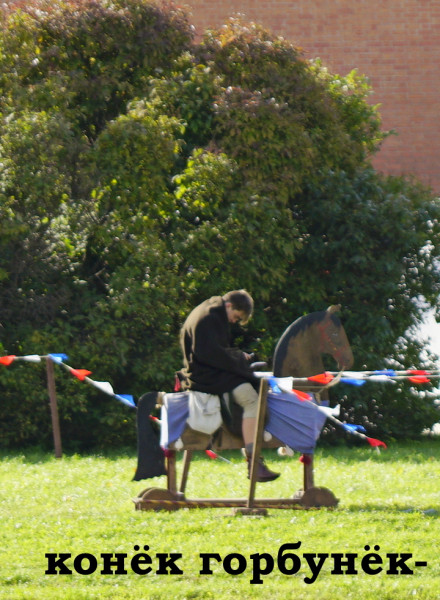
184,0,440,193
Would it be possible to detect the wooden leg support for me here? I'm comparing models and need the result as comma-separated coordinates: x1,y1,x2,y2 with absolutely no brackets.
179,450,193,495
303,454,314,490
233,378,269,516
166,451,177,495
293,453,339,508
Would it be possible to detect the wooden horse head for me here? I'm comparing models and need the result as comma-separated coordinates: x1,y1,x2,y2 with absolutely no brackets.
272,305,353,380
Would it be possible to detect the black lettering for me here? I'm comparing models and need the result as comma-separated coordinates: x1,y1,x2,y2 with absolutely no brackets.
156,553,183,575
303,553,329,583
131,545,153,575
249,552,274,584
199,553,222,575
331,553,358,576
45,553,72,575
100,553,128,575
361,545,383,575
74,553,97,575
277,542,302,575
223,553,247,576
386,553,414,575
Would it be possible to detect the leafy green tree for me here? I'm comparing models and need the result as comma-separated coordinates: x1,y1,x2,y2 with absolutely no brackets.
0,110,84,332
77,100,185,384
0,0,194,449
0,3,439,450
0,0,194,136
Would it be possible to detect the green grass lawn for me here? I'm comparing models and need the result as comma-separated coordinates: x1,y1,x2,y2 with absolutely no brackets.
0,440,439,599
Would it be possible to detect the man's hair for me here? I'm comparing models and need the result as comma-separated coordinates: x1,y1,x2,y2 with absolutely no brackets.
223,289,254,321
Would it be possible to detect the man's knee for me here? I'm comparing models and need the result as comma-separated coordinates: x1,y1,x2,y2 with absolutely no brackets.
232,383,258,419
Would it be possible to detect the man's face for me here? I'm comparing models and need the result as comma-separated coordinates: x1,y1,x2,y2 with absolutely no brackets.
225,302,246,324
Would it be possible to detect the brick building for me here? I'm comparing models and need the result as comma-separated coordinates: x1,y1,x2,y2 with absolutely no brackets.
184,0,440,194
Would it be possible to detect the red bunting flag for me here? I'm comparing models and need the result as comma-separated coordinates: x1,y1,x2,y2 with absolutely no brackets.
366,437,387,449
292,389,313,402
408,376,430,384
205,449,232,464
70,368,92,381
407,370,430,384
0,355,16,366
307,372,334,385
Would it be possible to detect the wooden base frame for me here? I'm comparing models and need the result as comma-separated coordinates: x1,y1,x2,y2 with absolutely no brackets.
133,379,339,514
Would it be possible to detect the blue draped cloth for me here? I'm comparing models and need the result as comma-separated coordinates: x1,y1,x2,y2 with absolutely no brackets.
160,390,327,454
265,391,327,454
160,392,190,448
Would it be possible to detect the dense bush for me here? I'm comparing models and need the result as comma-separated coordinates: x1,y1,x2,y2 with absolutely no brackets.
0,1,439,450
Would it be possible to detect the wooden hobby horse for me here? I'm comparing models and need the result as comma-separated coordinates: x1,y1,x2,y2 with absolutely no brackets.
133,305,353,512
273,304,353,388
271,304,354,492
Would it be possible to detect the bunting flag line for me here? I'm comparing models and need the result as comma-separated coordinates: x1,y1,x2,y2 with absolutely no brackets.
0,352,136,409
302,394,387,451
337,369,436,385
258,368,440,388
56,359,136,409
1,352,391,462
332,368,440,376
1,351,438,417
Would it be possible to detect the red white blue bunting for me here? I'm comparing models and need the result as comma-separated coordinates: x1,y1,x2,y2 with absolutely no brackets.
0,353,135,408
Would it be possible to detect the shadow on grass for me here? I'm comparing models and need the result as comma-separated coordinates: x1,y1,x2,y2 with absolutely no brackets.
0,446,137,464
2,438,439,466
340,503,440,516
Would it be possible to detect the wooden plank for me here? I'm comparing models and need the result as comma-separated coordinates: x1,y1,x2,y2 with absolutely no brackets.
247,378,269,509
134,496,305,511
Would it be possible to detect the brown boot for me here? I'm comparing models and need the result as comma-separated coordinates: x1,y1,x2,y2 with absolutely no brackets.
246,449,280,482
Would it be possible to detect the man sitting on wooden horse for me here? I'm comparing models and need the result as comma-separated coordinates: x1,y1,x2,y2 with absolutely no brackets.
178,289,280,482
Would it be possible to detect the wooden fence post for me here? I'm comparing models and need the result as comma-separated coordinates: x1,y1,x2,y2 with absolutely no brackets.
46,357,62,458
